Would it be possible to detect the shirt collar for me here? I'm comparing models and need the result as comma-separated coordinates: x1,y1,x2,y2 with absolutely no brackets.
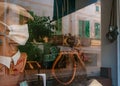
0,50,21,68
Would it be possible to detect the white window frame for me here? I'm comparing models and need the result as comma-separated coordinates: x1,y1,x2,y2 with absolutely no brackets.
117,0,120,86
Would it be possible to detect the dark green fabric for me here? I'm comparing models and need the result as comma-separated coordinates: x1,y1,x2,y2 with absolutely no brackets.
43,43,52,54
43,45,59,62
44,54,58,62
50,46,60,54
53,0,97,20
43,46,60,69
53,0,75,20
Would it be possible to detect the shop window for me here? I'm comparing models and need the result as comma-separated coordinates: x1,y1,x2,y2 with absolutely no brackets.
94,23,100,39
0,0,101,86
96,5,99,12
79,20,90,38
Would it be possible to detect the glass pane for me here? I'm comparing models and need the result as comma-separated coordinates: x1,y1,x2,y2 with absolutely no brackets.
96,6,99,12
79,20,90,38
79,20,83,37
0,0,101,86
85,21,90,38
95,23,100,39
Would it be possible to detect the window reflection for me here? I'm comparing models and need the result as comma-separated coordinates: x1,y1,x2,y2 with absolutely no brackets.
0,0,101,85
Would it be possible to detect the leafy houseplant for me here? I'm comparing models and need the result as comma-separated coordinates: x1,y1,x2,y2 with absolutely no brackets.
18,42,43,62
19,12,55,62
27,12,54,42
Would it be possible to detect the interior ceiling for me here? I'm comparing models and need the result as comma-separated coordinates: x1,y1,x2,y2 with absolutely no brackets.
7,0,52,10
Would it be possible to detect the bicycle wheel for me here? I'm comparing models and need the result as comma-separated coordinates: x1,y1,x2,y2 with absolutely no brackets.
52,51,87,86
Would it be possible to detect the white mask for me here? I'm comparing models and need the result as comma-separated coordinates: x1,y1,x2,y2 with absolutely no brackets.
0,21,29,45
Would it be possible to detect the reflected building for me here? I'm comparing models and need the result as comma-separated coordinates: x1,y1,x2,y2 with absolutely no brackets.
62,1,101,39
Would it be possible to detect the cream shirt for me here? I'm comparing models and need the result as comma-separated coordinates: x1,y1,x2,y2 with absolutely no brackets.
0,50,20,68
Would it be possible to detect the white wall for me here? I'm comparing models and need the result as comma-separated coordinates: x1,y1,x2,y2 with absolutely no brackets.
101,0,117,86
62,2,101,37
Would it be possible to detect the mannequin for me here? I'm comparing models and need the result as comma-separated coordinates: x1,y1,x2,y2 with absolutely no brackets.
0,3,33,86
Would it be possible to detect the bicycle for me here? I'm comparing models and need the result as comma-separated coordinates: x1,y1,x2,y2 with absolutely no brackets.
51,37,87,86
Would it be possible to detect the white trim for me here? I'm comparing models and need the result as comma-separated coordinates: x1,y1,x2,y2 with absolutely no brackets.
117,0,120,86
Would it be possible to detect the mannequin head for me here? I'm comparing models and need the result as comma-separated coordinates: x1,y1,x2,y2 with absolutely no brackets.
0,8,29,56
